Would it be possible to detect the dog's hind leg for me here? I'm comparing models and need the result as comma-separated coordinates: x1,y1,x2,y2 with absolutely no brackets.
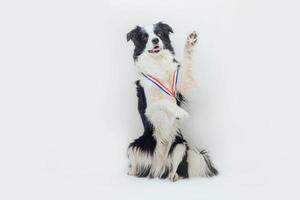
127,134,156,177
127,146,152,177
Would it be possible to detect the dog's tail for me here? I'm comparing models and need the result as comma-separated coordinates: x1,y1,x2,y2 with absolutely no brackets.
187,148,218,177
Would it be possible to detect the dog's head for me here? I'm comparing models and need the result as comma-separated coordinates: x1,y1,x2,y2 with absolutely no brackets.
127,22,174,60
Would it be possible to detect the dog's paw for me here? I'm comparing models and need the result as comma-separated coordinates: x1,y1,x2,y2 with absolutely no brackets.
175,108,190,120
127,168,136,176
169,173,180,182
186,31,198,47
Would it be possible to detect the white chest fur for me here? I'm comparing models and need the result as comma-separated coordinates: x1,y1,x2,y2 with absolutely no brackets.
137,50,178,103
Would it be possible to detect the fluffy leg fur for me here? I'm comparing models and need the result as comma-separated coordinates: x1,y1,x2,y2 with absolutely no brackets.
150,141,172,178
127,146,153,177
187,148,218,177
177,31,198,94
168,144,187,181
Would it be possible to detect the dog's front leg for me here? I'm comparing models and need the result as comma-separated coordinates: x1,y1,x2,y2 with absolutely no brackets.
146,99,189,122
177,31,198,94
169,143,187,181
145,100,189,140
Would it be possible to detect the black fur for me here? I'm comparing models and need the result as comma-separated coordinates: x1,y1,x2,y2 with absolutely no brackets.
129,81,156,156
176,150,189,178
169,131,187,155
154,22,174,54
160,167,170,179
176,92,186,107
127,26,148,60
135,80,153,131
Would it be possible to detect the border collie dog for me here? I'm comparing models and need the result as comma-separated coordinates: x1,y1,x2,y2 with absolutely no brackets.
126,22,218,181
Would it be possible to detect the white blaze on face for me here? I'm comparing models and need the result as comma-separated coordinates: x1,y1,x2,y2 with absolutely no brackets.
143,25,163,53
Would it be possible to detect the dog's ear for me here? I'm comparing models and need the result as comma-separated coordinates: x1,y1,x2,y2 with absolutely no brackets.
127,26,141,42
156,22,173,34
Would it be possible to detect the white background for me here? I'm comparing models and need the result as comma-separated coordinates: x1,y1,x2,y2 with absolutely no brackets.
0,0,300,199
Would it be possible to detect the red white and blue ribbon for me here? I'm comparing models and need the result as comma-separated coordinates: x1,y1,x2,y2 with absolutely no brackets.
141,68,179,98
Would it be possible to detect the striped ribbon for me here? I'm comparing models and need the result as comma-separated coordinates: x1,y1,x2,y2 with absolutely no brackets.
141,68,179,98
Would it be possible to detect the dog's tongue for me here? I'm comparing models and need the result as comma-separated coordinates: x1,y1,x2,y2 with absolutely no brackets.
149,46,160,53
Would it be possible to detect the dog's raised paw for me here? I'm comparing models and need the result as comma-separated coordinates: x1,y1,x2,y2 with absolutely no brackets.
175,108,190,120
186,31,198,46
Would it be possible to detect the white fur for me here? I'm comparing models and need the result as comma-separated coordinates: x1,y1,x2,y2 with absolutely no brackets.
127,146,152,176
150,141,172,177
187,148,211,177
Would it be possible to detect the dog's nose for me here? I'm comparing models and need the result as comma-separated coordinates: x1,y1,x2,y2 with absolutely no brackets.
152,38,159,44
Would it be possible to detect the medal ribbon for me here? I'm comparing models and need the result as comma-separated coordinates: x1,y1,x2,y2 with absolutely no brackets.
141,68,179,98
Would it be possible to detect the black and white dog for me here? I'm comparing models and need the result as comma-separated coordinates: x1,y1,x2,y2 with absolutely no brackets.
126,22,218,181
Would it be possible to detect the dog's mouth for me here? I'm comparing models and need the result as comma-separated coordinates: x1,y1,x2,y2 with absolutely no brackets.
148,45,161,53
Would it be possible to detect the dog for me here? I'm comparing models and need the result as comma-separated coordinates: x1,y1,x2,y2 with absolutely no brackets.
126,22,218,181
